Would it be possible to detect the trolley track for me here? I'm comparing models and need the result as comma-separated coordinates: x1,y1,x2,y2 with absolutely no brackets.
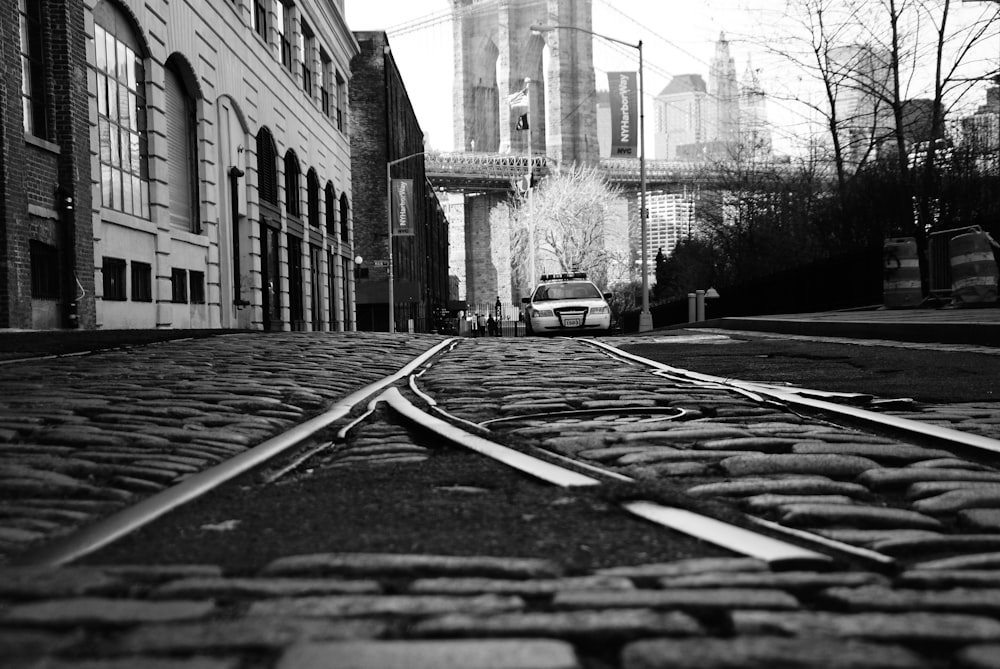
5,333,1000,669
6,332,999,572
408,336,1000,573
0,332,447,565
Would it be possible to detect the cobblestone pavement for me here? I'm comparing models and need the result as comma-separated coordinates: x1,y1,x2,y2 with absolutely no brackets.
4,333,1000,668
0,332,439,562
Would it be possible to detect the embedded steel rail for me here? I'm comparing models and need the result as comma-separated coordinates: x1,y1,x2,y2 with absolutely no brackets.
586,339,1000,456
379,387,833,568
13,338,458,567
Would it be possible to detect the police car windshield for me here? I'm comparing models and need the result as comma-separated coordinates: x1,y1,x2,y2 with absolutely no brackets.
533,281,602,301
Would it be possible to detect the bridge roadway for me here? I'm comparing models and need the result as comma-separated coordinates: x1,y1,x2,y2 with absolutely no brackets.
425,150,800,192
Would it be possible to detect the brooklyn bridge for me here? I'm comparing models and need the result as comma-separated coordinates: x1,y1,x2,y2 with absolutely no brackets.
398,0,790,307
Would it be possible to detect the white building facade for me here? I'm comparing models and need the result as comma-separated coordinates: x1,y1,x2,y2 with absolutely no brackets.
88,0,359,330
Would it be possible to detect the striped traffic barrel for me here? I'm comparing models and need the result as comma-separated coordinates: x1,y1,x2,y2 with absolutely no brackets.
883,237,922,309
950,230,998,304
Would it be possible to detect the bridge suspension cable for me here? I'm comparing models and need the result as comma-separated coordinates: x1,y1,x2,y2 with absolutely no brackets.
594,0,811,147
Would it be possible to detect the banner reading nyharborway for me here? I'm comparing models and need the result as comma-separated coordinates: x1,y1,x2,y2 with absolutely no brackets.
390,178,414,236
608,71,637,157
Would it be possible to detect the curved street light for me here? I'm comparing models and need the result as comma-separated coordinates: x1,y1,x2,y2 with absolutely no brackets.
529,23,653,332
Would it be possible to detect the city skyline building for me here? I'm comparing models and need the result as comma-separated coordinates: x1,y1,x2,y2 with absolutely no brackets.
708,32,740,149
739,58,773,161
653,74,710,161
646,190,697,260
653,32,772,162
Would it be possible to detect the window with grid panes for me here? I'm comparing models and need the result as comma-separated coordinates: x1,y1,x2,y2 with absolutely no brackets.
93,3,149,218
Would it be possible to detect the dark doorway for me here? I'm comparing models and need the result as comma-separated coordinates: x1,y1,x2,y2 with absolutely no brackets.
287,234,304,330
261,222,282,330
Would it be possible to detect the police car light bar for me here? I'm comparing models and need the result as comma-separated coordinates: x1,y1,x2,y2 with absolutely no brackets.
540,272,587,282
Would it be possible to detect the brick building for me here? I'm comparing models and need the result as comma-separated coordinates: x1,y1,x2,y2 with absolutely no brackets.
2,0,360,331
2,0,94,329
350,31,450,332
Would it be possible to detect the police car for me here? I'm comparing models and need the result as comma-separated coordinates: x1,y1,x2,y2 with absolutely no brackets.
521,272,613,335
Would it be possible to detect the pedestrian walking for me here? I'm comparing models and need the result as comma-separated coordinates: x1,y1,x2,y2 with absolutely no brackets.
477,312,487,336
487,313,496,336
494,297,503,336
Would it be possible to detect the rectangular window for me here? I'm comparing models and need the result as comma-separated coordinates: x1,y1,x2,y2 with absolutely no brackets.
335,71,346,131
320,50,331,115
189,270,206,304
19,0,49,139
301,21,314,96
131,261,152,301
171,267,188,303
30,241,59,299
277,2,293,71
103,257,127,301
252,0,268,40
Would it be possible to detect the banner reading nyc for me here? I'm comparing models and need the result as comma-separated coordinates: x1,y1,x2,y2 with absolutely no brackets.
608,71,637,157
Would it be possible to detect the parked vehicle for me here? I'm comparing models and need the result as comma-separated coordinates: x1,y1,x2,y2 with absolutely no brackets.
521,272,613,336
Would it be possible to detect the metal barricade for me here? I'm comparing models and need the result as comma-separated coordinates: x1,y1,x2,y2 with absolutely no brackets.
928,226,983,298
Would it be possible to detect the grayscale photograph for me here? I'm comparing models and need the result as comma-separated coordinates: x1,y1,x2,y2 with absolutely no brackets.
1,0,999,667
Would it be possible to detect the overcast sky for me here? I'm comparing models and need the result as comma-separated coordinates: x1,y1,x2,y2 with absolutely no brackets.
346,0,999,157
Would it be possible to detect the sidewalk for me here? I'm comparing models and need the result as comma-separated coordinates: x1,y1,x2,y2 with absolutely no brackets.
678,304,1000,347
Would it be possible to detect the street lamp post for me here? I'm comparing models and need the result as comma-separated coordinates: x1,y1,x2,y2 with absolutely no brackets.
530,23,652,332
386,151,425,333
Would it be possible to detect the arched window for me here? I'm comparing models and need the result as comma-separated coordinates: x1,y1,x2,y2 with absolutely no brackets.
93,0,149,218
164,56,200,232
284,150,301,217
256,127,278,207
325,182,336,236
339,192,349,242
307,168,320,228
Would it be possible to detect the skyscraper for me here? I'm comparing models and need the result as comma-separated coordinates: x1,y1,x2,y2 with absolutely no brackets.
709,32,739,151
653,74,709,160
739,57,772,161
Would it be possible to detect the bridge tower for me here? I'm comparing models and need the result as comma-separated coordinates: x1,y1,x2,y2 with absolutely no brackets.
451,0,599,166
451,0,600,306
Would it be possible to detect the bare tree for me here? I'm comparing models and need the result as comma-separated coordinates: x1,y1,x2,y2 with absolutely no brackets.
758,0,998,243
505,164,627,294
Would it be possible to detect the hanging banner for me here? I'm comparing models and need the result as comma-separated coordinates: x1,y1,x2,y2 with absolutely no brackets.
608,71,638,157
390,178,414,236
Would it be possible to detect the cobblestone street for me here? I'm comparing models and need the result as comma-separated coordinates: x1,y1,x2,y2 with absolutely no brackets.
2,330,1000,668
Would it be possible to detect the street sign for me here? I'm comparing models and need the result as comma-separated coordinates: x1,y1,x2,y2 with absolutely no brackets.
372,259,389,267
